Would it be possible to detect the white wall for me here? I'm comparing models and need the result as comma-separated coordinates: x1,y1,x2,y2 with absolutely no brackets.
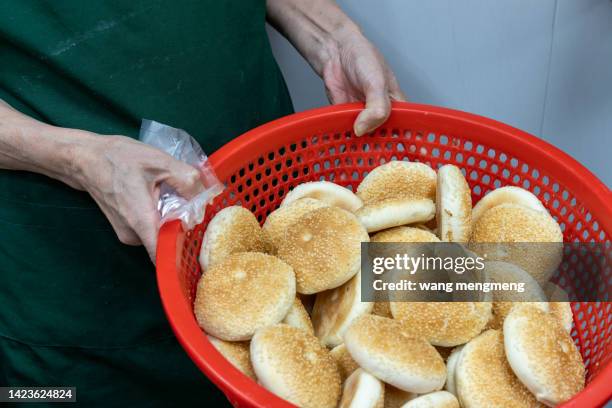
267,0,612,186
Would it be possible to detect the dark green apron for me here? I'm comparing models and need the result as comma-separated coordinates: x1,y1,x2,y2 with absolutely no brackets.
0,1,293,406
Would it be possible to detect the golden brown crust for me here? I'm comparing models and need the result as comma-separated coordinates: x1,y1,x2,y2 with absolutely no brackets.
200,206,269,269
357,161,436,205
277,206,369,294
503,306,584,405
390,302,491,347
470,203,562,243
263,198,329,252
371,226,440,243
469,203,563,285
344,315,446,393
281,181,363,212
471,186,546,225
250,324,341,408
330,344,360,382
455,330,543,408
283,297,315,335
194,252,296,341
356,199,436,233
207,336,256,380
436,164,472,242
312,272,373,347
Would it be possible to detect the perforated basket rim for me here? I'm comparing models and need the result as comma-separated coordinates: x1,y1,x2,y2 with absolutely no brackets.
157,102,612,408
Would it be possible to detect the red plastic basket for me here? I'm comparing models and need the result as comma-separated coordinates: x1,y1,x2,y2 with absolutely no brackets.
157,102,612,408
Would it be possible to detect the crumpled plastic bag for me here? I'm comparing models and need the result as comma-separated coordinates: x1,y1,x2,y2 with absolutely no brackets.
139,119,223,230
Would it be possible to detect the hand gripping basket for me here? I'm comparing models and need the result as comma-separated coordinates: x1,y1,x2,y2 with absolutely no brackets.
157,102,612,407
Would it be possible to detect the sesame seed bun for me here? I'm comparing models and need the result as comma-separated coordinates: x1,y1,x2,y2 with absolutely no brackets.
543,282,573,333
384,385,416,408
207,336,256,380
371,226,440,243
503,306,584,406
330,344,360,382
390,302,491,347
472,186,547,226
194,252,295,341
400,391,460,408
344,315,446,393
200,206,270,269
250,324,341,408
357,161,436,205
444,346,464,396
264,198,330,252
469,203,563,285
357,199,436,233
338,368,385,408
455,330,542,408
436,164,472,242
312,271,373,347
483,261,549,330
281,181,363,212
277,206,369,294
283,297,315,335
470,203,562,243
548,302,573,334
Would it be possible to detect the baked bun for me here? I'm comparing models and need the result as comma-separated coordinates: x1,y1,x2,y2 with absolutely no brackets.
338,368,384,408
400,391,459,408
544,282,573,333
200,206,270,269
444,346,464,396
470,203,563,285
312,271,373,347
207,336,256,380
344,315,446,393
390,302,491,347
281,181,363,212
277,206,369,294
472,186,547,225
371,226,440,243
484,261,549,330
356,161,437,232
264,198,329,252
357,161,436,204
455,330,542,408
503,306,584,406
356,199,435,233
330,344,360,382
283,297,315,335
436,164,472,242
250,324,341,408
194,252,295,340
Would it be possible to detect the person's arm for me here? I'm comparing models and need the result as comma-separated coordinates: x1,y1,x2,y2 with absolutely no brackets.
0,100,203,261
266,0,406,136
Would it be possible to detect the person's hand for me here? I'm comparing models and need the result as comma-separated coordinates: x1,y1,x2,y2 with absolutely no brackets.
266,0,405,137
319,25,406,136
74,134,204,261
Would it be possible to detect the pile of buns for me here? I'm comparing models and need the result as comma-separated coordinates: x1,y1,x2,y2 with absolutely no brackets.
194,160,585,408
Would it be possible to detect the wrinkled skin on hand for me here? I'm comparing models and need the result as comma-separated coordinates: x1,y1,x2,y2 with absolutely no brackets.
321,28,406,136
77,135,204,262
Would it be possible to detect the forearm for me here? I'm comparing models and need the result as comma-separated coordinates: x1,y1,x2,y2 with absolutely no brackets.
0,100,95,190
266,0,360,75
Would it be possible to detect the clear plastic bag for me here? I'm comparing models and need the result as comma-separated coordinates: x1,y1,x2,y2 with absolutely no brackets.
139,120,223,230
